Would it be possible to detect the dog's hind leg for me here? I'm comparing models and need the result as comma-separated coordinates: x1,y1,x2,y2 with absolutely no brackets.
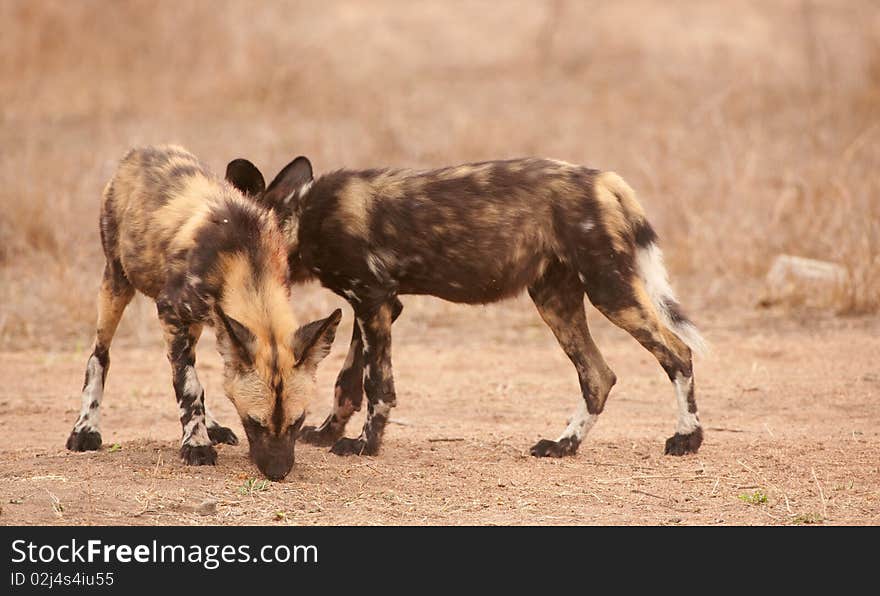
528,260,617,457
66,260,134,451
584,273,703,456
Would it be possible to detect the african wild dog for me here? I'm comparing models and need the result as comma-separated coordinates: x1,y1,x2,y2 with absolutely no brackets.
66,145,341,480
226,156,706,459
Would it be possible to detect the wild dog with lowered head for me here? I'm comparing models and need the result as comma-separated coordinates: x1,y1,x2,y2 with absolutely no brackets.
67,145,341,480
226,156,706,458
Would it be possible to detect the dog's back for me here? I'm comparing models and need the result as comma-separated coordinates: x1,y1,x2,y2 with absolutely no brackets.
299,158,615,303
101,145,286,303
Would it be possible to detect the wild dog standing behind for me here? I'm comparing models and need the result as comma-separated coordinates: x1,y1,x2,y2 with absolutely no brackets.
67,145,341,480
227,156,706,458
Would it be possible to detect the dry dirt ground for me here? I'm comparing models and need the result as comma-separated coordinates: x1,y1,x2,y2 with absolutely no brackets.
1,300,878,526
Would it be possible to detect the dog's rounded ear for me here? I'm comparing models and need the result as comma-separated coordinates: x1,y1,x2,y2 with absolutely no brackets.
226,158,266,197
262,156,314,210
215,306,256,366
292,308,341,368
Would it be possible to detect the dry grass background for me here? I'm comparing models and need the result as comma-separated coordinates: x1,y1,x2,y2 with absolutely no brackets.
1,0,878,349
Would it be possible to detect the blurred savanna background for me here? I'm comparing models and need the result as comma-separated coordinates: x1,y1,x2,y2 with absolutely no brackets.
1,0,878,348
1,1,880,526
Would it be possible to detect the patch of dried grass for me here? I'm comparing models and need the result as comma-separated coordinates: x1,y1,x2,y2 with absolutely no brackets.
1,0,878,348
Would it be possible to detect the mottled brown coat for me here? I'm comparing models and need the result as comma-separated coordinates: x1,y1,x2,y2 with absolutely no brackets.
67,146,340,480
228,156,704,458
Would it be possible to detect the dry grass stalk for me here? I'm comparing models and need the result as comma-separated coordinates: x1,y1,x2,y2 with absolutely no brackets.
1,1,878,348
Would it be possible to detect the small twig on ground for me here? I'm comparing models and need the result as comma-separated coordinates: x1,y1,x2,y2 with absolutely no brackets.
427,437,465,443
131,493,155,518
152,449,163,477
737,459,757,474
811,467,828,520
597,474,708,484
131,450,166,518
364,463,387,476
44,489,63,518
631,489,664,500
707,427,746,433
582,461,657,471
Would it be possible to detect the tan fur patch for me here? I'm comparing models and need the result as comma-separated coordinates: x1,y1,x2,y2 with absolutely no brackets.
160,180,216,254
215,250,307,430
94,280,134,347
159,152,200,174
619,280,691,362
369,171,408,201
217,254,296,347
427,163,494,188
546,170,579,195
601,171,646,223
367,302,393,332
336,178,373,239
593,171,637,253
546,158,577,170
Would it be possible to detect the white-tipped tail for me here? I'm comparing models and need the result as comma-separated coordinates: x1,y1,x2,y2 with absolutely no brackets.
636,242,707,356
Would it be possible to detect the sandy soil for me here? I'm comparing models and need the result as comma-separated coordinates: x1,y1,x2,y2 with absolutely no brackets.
1,300,878,526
